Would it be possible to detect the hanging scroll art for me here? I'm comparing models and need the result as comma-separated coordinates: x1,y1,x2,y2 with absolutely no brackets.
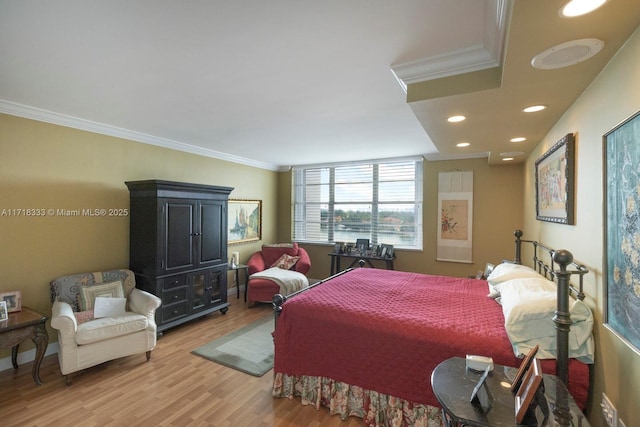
437,171,473,263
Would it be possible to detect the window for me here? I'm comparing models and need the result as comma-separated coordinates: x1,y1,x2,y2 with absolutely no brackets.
293,157,423,250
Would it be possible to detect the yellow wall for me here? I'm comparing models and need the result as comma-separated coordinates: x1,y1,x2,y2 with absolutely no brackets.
278,158,524,280
0,113,278,356
523,27,640,426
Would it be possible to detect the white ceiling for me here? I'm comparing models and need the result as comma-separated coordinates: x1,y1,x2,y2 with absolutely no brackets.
1,1,639,171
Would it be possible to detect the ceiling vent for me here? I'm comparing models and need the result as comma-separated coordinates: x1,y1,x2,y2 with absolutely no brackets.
531,38,604,69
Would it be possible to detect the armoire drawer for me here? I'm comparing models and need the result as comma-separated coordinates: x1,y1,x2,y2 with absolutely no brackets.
161,275,187,290
162,301,189,323
162,286,188,305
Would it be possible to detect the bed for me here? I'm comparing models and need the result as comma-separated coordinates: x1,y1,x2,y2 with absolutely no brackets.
271,231,594,426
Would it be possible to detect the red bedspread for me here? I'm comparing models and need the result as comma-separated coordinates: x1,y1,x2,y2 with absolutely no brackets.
273,268,590,409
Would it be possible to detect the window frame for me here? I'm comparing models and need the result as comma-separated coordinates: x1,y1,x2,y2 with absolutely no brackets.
292,157,423,250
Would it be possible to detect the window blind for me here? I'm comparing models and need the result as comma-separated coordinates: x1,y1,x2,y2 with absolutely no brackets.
293,157,423,250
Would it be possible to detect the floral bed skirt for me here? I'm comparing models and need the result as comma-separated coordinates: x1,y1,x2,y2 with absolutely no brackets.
272,373,444,427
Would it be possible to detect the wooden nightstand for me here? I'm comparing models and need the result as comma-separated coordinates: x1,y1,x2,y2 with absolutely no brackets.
0,307,48,385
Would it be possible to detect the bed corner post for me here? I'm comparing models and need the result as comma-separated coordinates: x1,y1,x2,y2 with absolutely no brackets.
553,249,573,386
514,230,523,264
272,293,286,328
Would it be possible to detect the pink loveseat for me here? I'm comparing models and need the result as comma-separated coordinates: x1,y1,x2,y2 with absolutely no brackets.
246,243,311,305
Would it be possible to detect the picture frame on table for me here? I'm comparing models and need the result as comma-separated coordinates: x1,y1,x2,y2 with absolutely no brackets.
356,239,369,255
0,290,22,313
334,242,343,254
535,133,575,224
228,199,262,245
603,108,640,355
515,358,546,423
510,345,539,392
381,244,394,259
0,301,7,321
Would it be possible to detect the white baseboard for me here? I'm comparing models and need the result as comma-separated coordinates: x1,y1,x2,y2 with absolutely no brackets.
0,342,59,373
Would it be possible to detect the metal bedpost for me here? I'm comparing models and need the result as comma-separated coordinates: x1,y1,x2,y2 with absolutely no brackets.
514,230,523,264
553,249,573,386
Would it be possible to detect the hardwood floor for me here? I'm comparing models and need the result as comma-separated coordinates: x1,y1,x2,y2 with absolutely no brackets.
0,297,364,426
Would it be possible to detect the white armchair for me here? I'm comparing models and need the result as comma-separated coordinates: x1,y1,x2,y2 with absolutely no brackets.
50,269,161,384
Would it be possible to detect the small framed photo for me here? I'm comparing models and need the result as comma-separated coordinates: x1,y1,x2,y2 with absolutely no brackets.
515,358,545,423
0,301,8,321
356,239,369,254
381,244,394,259
0,291,22,313
510,345,539,393
334,242,343,254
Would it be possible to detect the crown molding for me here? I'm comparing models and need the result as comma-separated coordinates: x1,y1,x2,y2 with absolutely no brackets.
390,0,510,92
0,99,280,172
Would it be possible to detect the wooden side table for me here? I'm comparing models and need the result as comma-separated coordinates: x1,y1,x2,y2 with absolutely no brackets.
229,263,249,301
0,307,49,385
431,357,589,427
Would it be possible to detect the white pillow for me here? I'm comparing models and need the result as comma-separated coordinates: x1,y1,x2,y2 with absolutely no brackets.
491,276,556,300
500,285,594,362
93,297,127,318
486,263,543,298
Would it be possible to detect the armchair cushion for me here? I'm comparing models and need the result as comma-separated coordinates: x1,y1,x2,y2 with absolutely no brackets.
76,313,148,345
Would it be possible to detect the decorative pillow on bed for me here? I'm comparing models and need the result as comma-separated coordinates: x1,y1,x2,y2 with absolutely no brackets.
486,263,544,298
271,254,301,270
500,284,594,362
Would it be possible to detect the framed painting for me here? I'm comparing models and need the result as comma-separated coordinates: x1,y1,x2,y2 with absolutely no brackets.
228,199,262,245
535,133,575,224
603,109,640,355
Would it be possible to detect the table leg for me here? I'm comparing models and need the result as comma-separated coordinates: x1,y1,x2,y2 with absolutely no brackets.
31,323,48,385
243,268,248,302
11,344,19,369
236,269,240,299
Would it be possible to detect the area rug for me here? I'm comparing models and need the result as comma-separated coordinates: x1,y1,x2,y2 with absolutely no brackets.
191,315,274,376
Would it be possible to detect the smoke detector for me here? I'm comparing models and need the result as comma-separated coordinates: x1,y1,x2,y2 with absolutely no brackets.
532,38,604,69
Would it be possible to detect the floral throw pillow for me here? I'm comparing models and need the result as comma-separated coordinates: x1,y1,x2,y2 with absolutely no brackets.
74,310,95,324
271,254,300,270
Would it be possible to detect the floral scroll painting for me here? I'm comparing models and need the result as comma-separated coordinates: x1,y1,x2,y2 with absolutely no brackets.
437,171,473,263
604,109,640,355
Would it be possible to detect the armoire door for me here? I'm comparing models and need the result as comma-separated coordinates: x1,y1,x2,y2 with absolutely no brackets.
197,200,226,268
163,200,196,272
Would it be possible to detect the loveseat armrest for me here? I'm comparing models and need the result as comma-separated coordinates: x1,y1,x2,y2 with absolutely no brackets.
128,288,161,320
247,252,267,275
294,247,312,275
51,300,78,338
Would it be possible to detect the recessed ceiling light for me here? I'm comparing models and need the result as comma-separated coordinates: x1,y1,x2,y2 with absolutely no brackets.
510,137,527,143
523,105,546,113
456,142,470,148
502,157,514,161
560,0,608,17
447,115,466,123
